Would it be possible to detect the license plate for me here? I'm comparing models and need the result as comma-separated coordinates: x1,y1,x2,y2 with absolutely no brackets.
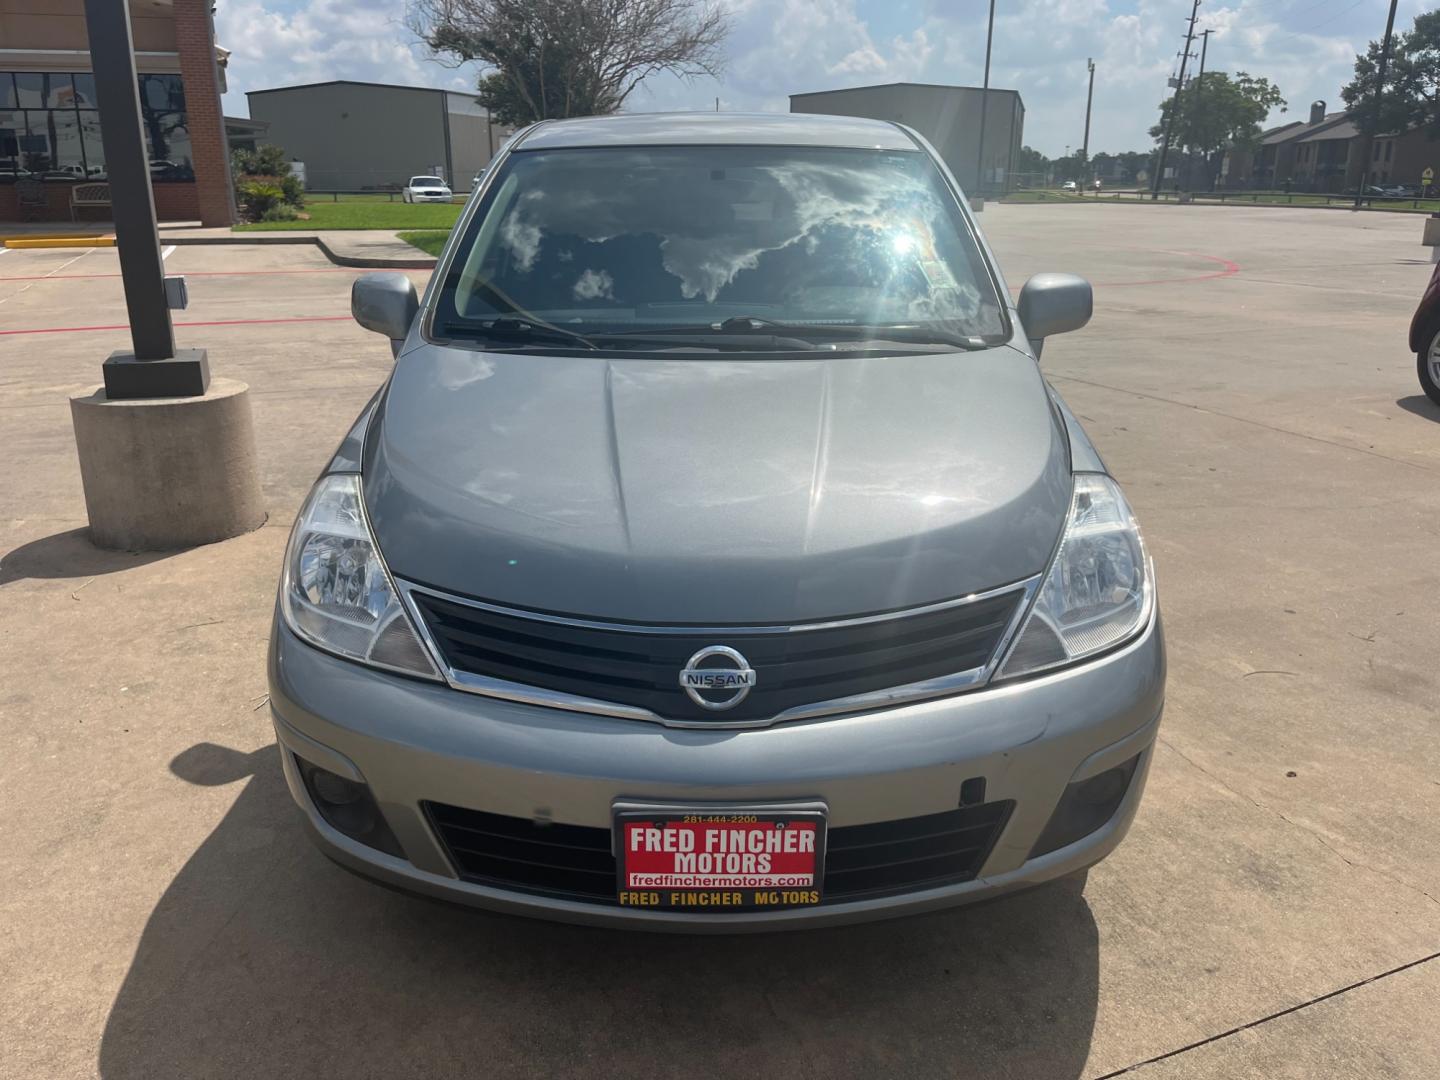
614,808,827,911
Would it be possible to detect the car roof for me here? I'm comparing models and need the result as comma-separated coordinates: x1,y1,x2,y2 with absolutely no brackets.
410,175,445,182
517,112,917,151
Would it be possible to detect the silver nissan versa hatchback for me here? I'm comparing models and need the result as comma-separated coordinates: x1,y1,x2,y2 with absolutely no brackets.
268,112,1165,931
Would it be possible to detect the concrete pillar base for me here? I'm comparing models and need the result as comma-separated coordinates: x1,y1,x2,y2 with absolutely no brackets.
70,377,266,550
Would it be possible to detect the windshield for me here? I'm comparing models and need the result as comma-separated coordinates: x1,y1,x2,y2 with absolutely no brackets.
433,144,1007,350
412,177,445,186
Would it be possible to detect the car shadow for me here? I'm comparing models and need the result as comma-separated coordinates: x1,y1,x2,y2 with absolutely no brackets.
1396,395,1440,422
0,528,180,586
97,743,1101,1080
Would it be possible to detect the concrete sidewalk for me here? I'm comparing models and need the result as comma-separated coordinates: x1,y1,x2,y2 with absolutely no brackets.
164,226,436,268
1,220,436,267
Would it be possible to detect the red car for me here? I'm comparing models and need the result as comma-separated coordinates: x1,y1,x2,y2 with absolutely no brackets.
1414,260,1440,404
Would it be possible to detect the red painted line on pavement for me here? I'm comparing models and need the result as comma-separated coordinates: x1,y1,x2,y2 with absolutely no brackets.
0,314,353,337
1103,249,1241,286
1007,249,1240,291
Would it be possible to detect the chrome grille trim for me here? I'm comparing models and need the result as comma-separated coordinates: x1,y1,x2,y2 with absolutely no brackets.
398,576,1041,730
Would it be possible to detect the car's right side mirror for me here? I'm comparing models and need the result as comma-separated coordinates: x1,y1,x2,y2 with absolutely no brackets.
1017,273,1093,358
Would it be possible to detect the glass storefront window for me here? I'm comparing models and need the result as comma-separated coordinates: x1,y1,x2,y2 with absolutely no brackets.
0,70,190,182
1,110,24,177
47,110,85,177
78,111,104,178
139,73,193,180
72,74,97,110
15,72,76,109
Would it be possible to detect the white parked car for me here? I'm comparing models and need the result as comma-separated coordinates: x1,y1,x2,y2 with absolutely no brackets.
402,176,452,204
1061,180,1078,192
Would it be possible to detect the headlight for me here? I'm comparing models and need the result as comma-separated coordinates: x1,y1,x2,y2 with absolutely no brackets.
996,473,1152,679
280,473,440,679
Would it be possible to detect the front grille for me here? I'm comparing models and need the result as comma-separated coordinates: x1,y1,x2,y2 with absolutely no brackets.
424,801,1015,906
409,586,1023,723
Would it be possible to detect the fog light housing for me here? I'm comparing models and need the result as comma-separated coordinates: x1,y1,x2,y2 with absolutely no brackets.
296,754,404,858
1031,752,1142,858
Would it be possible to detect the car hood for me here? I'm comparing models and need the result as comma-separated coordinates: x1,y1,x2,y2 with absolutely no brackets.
364,344,1072,623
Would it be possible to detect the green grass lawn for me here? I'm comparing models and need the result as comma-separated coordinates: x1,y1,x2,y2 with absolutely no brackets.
397,230,453,257
234,199,464,231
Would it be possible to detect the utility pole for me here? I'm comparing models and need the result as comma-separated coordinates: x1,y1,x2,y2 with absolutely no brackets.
1081,57,1096,171
1152,0,1202,199
1191,29,1213,189
974,0,997,198
1353,0,1401,209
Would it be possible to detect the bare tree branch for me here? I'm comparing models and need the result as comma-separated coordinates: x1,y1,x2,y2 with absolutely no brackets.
408,0,728,124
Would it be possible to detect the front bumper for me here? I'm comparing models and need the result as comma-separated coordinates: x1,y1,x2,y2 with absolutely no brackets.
410,193,452,203
268,610,1165,931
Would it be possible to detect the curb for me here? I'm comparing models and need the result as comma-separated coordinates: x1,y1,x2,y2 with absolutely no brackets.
168,233,436,269
4,234,116,248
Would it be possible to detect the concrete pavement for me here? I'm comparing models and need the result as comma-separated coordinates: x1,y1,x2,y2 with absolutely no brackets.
2,205,1438,1078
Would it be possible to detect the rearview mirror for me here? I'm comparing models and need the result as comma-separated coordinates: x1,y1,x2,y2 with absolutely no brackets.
1017,273,1092,357
352,272,419,354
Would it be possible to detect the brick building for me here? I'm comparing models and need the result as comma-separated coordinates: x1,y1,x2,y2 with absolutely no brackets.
1223,98,1440,193
0,0,234,225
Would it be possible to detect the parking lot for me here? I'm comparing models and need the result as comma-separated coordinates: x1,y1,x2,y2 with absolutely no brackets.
3,203,1439,1078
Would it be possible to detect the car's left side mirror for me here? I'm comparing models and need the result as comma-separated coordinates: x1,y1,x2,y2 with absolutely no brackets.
352,272,419,356
1017,273,1092,358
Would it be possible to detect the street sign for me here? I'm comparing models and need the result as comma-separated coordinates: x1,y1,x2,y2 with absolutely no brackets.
1424,167,1434,185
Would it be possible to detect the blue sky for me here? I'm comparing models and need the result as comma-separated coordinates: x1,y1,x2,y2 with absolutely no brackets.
217,0,1433,157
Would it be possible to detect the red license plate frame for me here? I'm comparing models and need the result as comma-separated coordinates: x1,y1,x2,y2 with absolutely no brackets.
614,808,827,912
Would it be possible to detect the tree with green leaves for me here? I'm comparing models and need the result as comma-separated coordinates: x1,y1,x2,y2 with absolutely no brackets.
1150,71,1286,188
1016,145,1049,172
408,0,728,127
1341,11,1440,137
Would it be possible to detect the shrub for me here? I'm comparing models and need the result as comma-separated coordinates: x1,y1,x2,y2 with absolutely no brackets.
237,179,286,222
232,145,304,210
278,172,304,208
259,203,300,222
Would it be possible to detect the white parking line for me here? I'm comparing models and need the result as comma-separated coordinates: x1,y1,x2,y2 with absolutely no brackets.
0,248,95,305
161,245,176,260
0,248,10,256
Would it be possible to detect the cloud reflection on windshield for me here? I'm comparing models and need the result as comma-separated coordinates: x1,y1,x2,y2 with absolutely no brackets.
469,146,997,332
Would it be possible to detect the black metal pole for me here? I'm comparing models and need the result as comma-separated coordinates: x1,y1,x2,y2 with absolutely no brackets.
1152,0,1201,199
974,0,996,198
1353,0,1401,209
83,0,174,362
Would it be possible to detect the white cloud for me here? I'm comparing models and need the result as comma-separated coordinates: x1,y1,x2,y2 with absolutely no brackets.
216,0,478,117
218,0,1393,156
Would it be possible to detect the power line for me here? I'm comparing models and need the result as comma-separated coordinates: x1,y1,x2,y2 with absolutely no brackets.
1272,0,1368,43
1153,0,1202,198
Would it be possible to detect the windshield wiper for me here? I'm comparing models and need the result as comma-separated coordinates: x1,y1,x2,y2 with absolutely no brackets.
470,318,599,350
605,317,992,351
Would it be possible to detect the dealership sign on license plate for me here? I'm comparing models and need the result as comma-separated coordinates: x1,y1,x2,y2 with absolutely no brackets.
615,811,826,910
